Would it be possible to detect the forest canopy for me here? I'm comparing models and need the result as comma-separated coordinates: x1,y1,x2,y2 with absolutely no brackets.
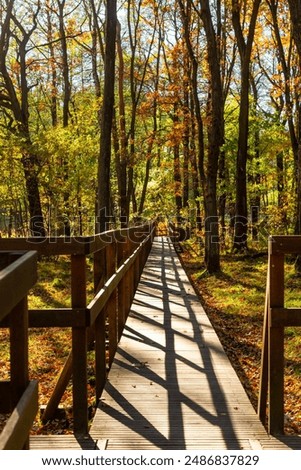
0,0,301,271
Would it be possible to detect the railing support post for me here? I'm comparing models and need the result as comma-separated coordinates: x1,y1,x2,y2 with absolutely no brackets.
71,254,88,436
268,251,284,435
106,243,117,367
117,239,126,341
10,297,29,449
94,248,107,401
10,298,29,407
257,268,269,425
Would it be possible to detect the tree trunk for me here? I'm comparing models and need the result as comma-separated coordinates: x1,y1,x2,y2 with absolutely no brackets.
21,149,45,236
173,105,183,218
288,0,301,237
218,148,227,244
268,0,298,232
116,21,129,227
0,1,45,236
233,70,249,249
56,0,73,236
249,75,261,241
46,1,58,127
138,157,151,216
178,0,223,272
97,0,117,233
190,103,202,231
199,0,224,272
231,0,262,251
288,0,301,59
183,70,190,209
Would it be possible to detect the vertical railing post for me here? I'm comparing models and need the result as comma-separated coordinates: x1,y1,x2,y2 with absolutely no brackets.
94,248,106,293
133,228,140,290
10,297,29,406
10,296,29,449
257,266,269,425
71,253,88,436
117,237,126,341
105,242,117,367
138,241,144,283
128,232,136,309
94,248,107,401
268,244,285,435
124,232,132,319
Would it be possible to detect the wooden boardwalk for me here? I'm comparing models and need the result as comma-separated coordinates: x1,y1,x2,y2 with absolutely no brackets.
87,237,300,450
31,236,301,450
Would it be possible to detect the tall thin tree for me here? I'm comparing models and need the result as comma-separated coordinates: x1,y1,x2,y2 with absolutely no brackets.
287,0,301,235
0,0,45,236
231,0,262,250
97,0,117,233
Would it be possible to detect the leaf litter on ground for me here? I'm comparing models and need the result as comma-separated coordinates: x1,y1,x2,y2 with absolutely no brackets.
178,240,301,435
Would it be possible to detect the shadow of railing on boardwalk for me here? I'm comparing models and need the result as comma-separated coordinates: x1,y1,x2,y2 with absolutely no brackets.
97,237,241,449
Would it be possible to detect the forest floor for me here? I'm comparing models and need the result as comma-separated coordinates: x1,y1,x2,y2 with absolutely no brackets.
177,237,301,436
0,241,300,437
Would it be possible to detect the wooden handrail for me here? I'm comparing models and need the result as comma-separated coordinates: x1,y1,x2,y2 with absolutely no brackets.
0,251,37,321
0,381,38,450
0,223,155,437
0,251,38,449
0,224,154,255
258,234,301,435
87,232,151,323
269,235,301,254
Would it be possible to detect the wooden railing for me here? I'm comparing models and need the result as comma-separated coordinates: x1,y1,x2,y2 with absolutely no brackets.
0,251,38,449
258,235,301,435
0,223,155,437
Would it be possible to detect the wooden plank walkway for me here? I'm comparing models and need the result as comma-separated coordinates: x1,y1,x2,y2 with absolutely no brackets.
30,236,301,450
30,435,107,450
88,237,300,450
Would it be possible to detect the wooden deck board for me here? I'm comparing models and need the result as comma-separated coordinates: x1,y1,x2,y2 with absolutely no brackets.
30,435,107,450
89,237,300,450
